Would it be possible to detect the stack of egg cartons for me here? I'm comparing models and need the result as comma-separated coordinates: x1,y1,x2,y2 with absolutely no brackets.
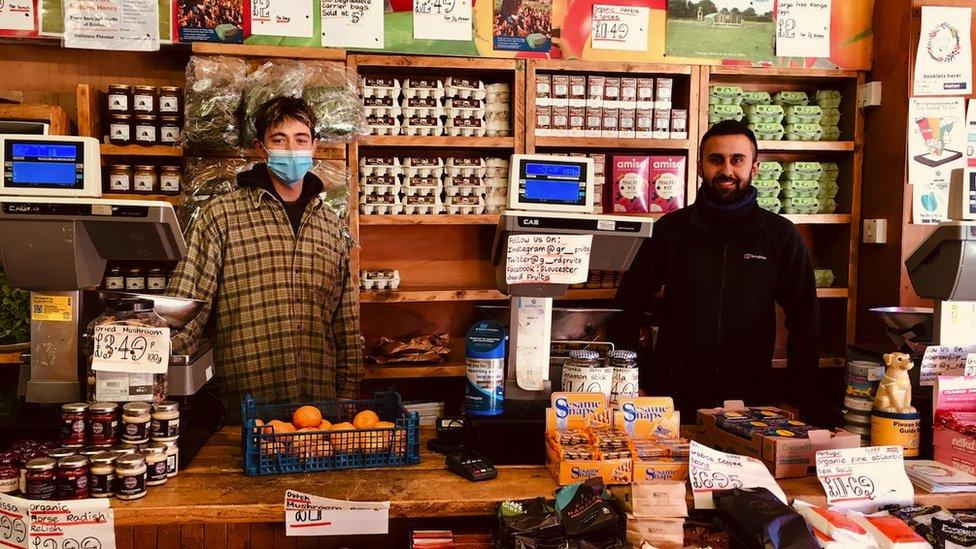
816,90,842,141
780,161,823,214
402,78,445,136
359,157,403,215
707,85,744,127
818,162,840,213
592,154,606,214
444,78,487,138
486,83,512,137
362,78,402,136
743,91,784,141
774,92,823,142
754,161,783,214
484,158,510,214
444,157,486,214
402,157,444,214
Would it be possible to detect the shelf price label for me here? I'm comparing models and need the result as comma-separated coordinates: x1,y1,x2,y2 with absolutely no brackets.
413,0,472,41
590,5,648,52
689,441,787,510
92,324,170,375
815,446,914,512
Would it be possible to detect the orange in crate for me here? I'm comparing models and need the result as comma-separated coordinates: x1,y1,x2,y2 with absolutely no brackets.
353,410,380,429
293,406,323,429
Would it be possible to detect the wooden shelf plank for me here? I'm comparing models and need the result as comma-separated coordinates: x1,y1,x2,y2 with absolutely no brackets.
100,144,345,160
352,54,517,71
565,288,617,300
816,288,848,298
534,137,691,150
359,214,500,226
758,141,855,152
100,144,182,157
364,364,467,379
190,42,345,61
709,66,859,79
912,0,971,7
532,59,693,75
782,214,851,224
359,287,617,303
358,136,516,148
104,193,181,205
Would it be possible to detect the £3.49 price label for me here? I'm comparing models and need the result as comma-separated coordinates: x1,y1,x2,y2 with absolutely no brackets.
815,446,914,512
91,324,170,375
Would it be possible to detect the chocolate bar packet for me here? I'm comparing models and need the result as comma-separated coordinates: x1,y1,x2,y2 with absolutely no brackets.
935,518,976,548
714,488,819,549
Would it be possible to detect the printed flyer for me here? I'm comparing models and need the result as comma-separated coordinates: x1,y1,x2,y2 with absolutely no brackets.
665,0,774,61
914,6,973,96
908,97,966,224
492,0,551,52
174,0,249,43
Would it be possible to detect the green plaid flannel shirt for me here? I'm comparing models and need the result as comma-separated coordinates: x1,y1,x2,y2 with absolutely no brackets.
168,184,364,413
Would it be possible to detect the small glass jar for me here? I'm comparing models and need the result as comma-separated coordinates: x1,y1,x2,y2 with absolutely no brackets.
132,85,157,114
125,267,146,291
158,86,182,115
48,447,78,461
18,450,44,495
81,447,102,458
112,443,139,457
150,401,180,442
108,164,133,192
104,266,125,290
25,458,58,500
89,452,116,498
0,454,18,494
108,114,132,146
57,455,89,500
163,441,179,478
144,444,168,486
60,403,88,446
115,454,147,500
159,116,181,144
147,268,167,293
607,349,639,406
122,402,152,444
159,165,182,195
107,84,132,114
133,165,158,194
88,401,119,446
134,115,158,145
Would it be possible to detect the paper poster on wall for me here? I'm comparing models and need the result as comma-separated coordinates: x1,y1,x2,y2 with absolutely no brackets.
174,0,248,43
251,0,313,38
63,0,159,51
0,0,38,37
909,97,966,224
414,0,472,41
914,6,972,96
321,0,384,48
492,0,551,52
590,5,649,52
665,0,774,61
775,0,830,58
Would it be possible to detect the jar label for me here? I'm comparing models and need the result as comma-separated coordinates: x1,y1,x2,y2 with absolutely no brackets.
27,478,57,500
123,420,149,442
160,127,180,143
61,417,86,444
133,174,154,192
160,174,180,192
104,277,125,290
159,96,179,112
116,472,146,496
610,367,640,406
59,472,89,499
134,95,154,112
561,365,613,396
110,124,130,140
0,476,17,494
109,174,130,191
147,276,167,291
166,454,177,475
91,472,115,495
108,94,129,112
151,417,180,439
89,418,117,444
135,125,156,143
125,279,146,291
149,461,167,482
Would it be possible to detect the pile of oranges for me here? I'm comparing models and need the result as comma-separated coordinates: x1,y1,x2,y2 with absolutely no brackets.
254,406,404,459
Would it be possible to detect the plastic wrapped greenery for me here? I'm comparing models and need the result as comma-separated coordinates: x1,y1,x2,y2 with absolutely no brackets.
0,270,29,345
241,60,307,144
183,56,247,150
302,63,368,143
178,158,248,235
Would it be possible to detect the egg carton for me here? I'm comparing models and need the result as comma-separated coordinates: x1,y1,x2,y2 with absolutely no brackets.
744,104,784,124
820,125,841,141
818,183,839,200
445,77,487,100
784,105,823,125
785,123,823,141
821,108,841,126
741,91,772,105
773,91,809,106
485,195,507,207
782,161,823,180
748,122,784,141
444,184,485,197
485,109,510,123
781,188,821,199
485,203,507,214
708,104,744,123
486,125,512,137
781,197,821,214
359,195,403,215
753,179,781,198
401,157,444,178
361,269,401,290
819,200,837,214
445,157,487,178
446,121,487,137
815,90,842,109
403,78,445,99
363,101,402,119
486,83,511,105
484,176,508,188
403,195,444,214
819,162,840,182
757,161,783,180
484,185,509,198
445,98,487,118
360,175,402,196
402,120,444,136
362,77,401,99
446,195,486,214
403,176,443,196
369,124,401,136
814,269,835,288
757,197,782,214
709,85,743,105
360,157,401,177
401,97,443,118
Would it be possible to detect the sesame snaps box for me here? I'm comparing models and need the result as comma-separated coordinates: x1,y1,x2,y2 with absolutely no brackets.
613,396,680,439
611,155,651,213
648,156,686,213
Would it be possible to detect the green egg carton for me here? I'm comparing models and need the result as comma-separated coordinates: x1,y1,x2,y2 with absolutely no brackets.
819,162,840,182
784,105,823,124
708,104,745,123
782,197,821,214
785,123,823,141
820,108,841,126
741,91,772,105
758,197,782,213
817,183,839,200
819,199,838,214
753,179,781,198
782,161,823,180
757,161,783,180
814,269,835,288
781,180,821,198
773,91,809,106
709,85,744,105
820,125,841,141
745,104,785,124
748,122,785,141
815,90,842,109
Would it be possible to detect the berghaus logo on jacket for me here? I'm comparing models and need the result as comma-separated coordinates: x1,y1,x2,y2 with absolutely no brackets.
743,253,768,260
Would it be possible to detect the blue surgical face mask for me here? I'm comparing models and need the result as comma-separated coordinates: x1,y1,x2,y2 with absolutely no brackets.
265,149,314,186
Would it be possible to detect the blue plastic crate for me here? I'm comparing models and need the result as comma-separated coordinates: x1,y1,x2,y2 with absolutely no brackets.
240,390,421,476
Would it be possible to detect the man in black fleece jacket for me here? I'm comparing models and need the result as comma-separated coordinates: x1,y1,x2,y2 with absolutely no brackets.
615,120,820,419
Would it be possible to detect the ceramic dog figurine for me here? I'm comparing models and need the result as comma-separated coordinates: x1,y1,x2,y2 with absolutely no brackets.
873,352,917,414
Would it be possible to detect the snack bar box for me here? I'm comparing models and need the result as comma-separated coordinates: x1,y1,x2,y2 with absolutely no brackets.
934,426,976,476
932,376,976,475
697,401,860,478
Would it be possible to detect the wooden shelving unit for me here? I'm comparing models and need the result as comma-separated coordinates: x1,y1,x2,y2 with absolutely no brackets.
758,141,856,152
358,136,516,149
359,214,501,226
360,287,618,303
783,214,852,225
534,137,691,150
101,144,182,157
105,193,181,205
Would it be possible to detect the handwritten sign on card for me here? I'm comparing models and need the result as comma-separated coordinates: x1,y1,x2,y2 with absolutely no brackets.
321,0,384,49
285,490,390,537
776,0,831,58
413,0,472,41
591,5,649,52
920,345,976,386
505,234,593,285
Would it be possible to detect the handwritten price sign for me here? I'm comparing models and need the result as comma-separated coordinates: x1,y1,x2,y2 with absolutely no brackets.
816,446,914,512
412,0,471,41
285,490,389,537
689,441,787,510
691,470,744,491
590,5,648,52
91,324,170,375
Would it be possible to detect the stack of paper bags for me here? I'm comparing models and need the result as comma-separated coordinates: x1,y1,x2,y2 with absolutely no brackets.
611,481,687,549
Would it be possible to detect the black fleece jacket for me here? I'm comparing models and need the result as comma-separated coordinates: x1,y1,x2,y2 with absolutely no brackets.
615,188,821,418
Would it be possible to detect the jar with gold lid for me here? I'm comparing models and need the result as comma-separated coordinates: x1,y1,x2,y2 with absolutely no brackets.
108,114,133,145
133,165,158,194
107,84,132,114
159,166,181,195
108,164,132,192
132,85,157,114
134,115,158,145
158,86,182,115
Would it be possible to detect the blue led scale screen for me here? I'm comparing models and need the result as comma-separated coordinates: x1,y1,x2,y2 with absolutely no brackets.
518,160,588,206
4,140,85,190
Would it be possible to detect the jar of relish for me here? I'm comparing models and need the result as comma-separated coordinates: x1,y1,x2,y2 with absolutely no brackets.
57,455,90,500
60,402,88,446
88,402,119,446
25,458,57,500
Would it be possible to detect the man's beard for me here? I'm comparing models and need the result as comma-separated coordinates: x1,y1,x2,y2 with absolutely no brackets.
705,174,751,204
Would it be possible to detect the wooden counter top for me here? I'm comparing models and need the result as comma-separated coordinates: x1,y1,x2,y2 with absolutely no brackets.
109,428,976,526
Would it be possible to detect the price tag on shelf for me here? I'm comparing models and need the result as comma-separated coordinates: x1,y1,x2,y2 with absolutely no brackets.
0,494,29,549
413,0,472,41
816,446,914,512
285,490,389,537
27,498,115,549
91,324,170,374
689,441,787,510
590,5,649,52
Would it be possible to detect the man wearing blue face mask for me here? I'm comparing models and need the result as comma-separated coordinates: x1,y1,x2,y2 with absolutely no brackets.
168,96,364,418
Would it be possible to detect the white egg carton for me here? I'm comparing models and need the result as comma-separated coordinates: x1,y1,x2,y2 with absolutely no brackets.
402,116,443,136
444,77,487,100
361,269,401,291
485,159,510,178
486,83,510,94
402,163,444,179
484,185,509,198
403,176,443,196
360,174,402,196
486,83,511,106
401,97,443,118
403,78,445,100
484,176,508,187
486,109,510,123
445,98,487,117
444,157,487,178
403,195,444,214
360,157,401,177
445,174,482,186
445,195,485,214
486,203,507,214
446,116,486,137
486,195,507,206
361,77,401,99
363,96,402,118
444,184,484,198
447,125,486,138
369,124,401,136
368,114,400,136
486,120,511,136
359,195,403,215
